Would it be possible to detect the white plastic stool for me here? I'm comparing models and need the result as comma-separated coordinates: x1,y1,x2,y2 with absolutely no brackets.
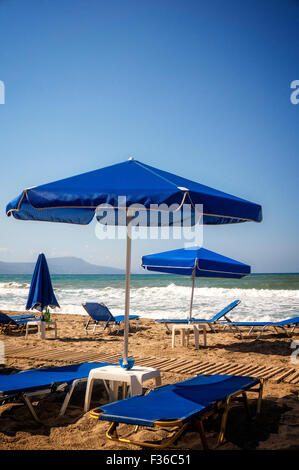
171,323,207,349
25,320,58,339
84,365,161,411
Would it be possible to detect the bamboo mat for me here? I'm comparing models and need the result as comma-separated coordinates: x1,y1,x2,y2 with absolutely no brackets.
3,344,299,385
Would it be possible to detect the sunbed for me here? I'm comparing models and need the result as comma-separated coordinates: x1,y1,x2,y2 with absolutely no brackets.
0,361,114,422
90,373,263,449
220,316,299,339
0,312,41,335
10,314,37,320
82,302,139,334
155,300,241,333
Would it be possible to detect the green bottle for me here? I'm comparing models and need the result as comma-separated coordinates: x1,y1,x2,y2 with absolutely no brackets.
46,309,51,322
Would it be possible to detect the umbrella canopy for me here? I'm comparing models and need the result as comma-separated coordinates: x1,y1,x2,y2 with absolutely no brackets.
6,159,262,224
26,253,60,312
142,246,250,278
142,247,250,319
6,159,261,365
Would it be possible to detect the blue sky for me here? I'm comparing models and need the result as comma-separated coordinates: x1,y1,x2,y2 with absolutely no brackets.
0,0,298,273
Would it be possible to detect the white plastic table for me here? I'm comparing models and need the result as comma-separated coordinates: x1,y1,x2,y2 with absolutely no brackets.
84,365,161,411
171,323,207,349
25,320,58,340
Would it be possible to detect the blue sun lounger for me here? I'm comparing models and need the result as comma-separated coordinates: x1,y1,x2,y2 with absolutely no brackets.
155,300,241,332
82,302,139,334
10,314,37,320
90,373,263,449
0,312,41,335
0,362,115,422
220,316,299,339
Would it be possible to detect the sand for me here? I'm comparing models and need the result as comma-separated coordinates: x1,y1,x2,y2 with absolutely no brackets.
0,313,298,451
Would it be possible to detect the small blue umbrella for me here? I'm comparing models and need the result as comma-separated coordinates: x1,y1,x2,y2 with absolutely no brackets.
142,246,250,319
26,253,60,312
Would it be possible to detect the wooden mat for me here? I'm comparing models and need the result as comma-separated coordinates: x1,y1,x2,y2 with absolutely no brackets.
3,344,299,385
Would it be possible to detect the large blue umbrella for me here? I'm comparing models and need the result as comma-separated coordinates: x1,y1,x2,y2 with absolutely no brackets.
6,158,261,364
26,253,60,312
142,246,250,319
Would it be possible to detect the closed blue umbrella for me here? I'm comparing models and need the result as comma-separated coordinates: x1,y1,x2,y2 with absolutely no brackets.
26,253,60,313
142,247,250,319
6,159,261,364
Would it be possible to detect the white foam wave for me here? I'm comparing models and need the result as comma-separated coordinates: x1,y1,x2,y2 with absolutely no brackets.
0,282,30,289
0,283,298,322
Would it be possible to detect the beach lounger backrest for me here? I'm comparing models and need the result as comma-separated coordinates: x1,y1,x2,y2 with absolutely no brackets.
82,303,115,322
210,300,240,322
0,312,18,326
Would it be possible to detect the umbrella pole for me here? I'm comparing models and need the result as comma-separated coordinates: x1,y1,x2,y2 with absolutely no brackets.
123,215,132,366
189,269,195,321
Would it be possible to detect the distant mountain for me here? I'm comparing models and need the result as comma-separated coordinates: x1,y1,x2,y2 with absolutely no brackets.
0,257,125,275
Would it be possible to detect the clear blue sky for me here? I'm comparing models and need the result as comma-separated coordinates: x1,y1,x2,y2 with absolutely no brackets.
0,0,298,273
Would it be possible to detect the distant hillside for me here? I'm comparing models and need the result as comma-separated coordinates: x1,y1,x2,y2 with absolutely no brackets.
0,257,125,275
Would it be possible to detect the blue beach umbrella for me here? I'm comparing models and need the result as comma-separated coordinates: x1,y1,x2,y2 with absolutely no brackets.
142,247,250,319
26,253,60,312
6,159,261,364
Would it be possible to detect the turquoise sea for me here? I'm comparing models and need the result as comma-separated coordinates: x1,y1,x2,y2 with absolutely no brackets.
0,273,298,322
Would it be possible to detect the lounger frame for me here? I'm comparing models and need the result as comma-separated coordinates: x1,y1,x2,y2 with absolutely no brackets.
0,320,27,335
0,313,39,336
162,318,229,334
222,322,299,340
90,378,263,450
1,377,91,423
0,362,115,423
85,317,139,335
157,300,241,334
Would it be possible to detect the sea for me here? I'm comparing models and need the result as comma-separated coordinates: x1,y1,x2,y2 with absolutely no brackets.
0,273,298,322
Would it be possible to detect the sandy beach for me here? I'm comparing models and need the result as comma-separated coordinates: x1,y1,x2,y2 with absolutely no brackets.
1,0,298,457
0,313,298,451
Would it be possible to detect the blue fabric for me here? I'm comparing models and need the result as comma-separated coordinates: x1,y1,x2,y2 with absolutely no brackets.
11,315,37,320
174,376,259,405
0,312,19,325
6,160,262,225
83,303,139,323
155,300,240,324
0,312,40,326
26,253,60,312
142,247,250,278
98,374,259,427
155,318,193,324
0,362,114,396
221,316,299,327
275,316,299,326
83,303,114,322
206,300,240,321
113,315,139,322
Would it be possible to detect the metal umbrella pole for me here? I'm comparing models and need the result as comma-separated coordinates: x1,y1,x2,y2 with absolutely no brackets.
123,211,133,366
188,261,197,321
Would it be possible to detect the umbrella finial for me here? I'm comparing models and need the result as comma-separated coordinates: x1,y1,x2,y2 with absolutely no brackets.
128,156,135,161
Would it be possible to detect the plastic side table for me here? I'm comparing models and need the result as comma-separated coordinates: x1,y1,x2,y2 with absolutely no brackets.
171,323,207,349
25,320,58,340
84,365,161,411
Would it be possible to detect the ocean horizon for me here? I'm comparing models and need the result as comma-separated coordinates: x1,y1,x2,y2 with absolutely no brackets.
1,272,298,323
